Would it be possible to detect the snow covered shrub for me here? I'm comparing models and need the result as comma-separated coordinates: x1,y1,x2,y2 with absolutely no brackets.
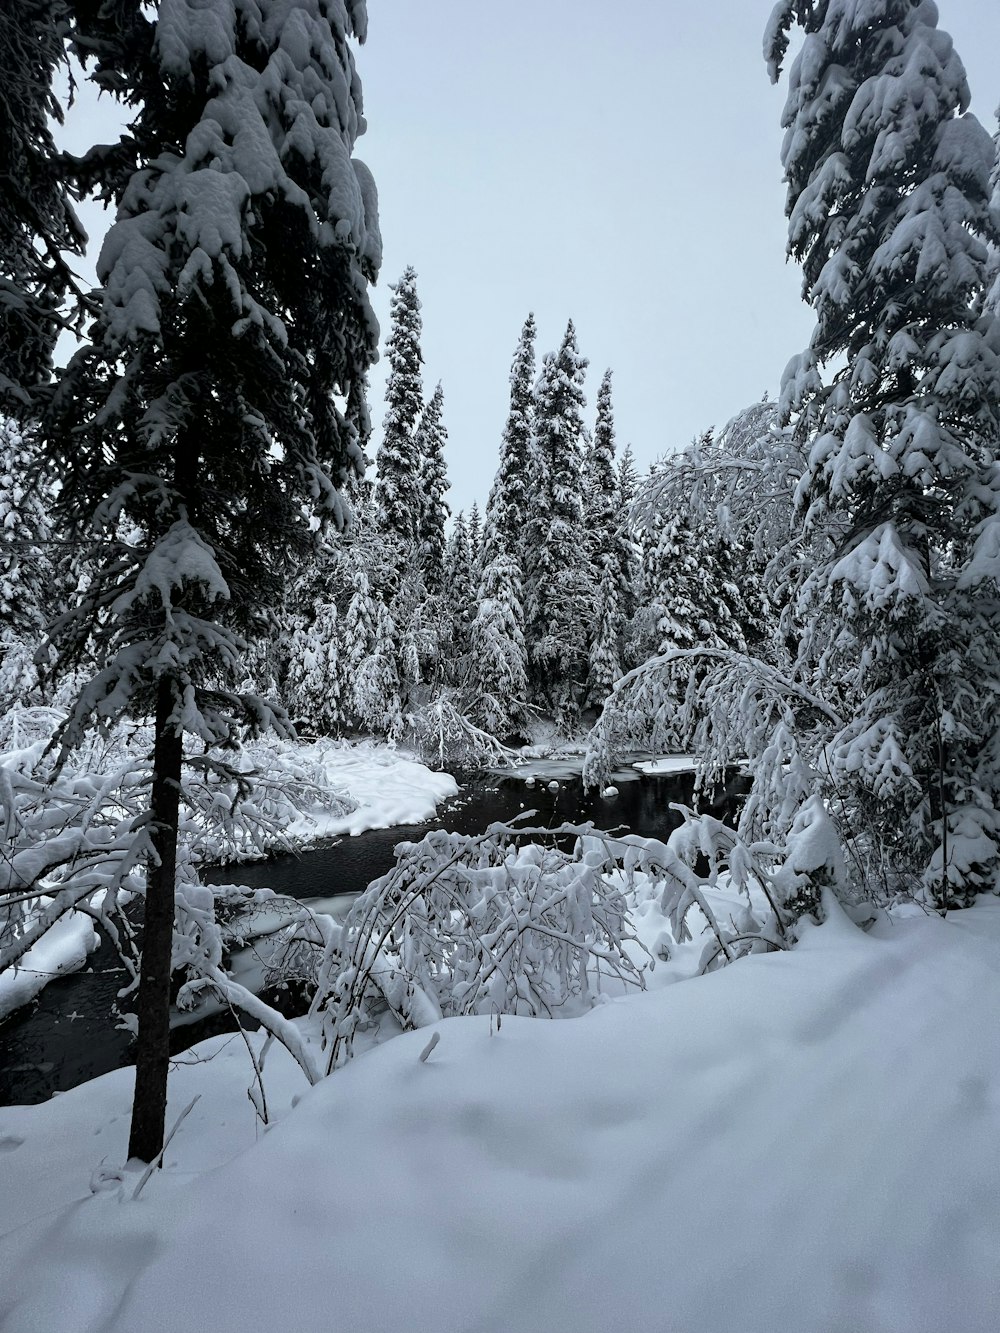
311,820,650,1070
0,723,354,1023
403,688,517,769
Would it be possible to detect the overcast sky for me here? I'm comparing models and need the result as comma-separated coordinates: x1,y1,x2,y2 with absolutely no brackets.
62,1,1000,516
357,0,1000,514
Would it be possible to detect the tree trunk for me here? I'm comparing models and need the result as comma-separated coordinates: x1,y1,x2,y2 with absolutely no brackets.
128,675,183,1164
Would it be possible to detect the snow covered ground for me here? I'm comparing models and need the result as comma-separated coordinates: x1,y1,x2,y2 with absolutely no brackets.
290,740,458,839
2,895,998,1332
0,909,98,1022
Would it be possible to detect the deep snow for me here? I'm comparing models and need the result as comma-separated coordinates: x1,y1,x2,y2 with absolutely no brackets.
1,895,998,1332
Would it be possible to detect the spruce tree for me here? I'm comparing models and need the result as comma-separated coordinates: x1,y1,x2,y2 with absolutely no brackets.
376,266,424,584
42,0,380,1160
469,553,529,737
524,320,590,724
481,314,536,569
443,511,475,680
583,370,624,704
415,382,450,596
0,1,87,414
467,501,482,573
767,0,1000,905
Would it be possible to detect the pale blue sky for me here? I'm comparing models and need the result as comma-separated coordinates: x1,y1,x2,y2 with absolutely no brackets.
61,2,1000,515
358,0,1000,513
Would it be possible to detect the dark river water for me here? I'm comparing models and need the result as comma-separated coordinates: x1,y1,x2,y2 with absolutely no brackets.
0,763,743,1105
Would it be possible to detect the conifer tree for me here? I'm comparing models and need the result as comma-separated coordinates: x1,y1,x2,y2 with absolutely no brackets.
41,0,380,1160
283,597,341,736
415,382,450,596
481,314,536,569
376,266,423,583
617,442,638,509
443,511,474,680
0,1,87,414
767,0,1000,905
524,321,590,724
469,553,529,737
583,370,624,704
467,501,482,574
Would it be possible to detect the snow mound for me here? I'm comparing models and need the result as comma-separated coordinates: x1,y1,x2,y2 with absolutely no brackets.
2,900,999,1331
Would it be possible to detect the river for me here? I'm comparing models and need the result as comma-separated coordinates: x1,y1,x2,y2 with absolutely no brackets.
0,761,743,1106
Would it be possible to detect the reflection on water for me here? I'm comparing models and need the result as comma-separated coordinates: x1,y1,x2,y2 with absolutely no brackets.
0,765,744,1105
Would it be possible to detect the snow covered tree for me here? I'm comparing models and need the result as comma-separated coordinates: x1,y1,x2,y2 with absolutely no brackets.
767,0,1000,906
283,598,342,735
352,598,403,737
40,0,380,1161
443,510,475,680
376,266,423,584
0,419,58,643
0,1,88,414
524,320,590,724
481,314,536,569
469,552,529,737
415,382,450,596
467,500,482,573
583,370,624,705
618,441,638,509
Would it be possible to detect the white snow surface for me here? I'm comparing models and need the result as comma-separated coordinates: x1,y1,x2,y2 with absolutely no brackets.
0,908,98,1021
290,740,458,839
2,896,999,1332
631,753,698,775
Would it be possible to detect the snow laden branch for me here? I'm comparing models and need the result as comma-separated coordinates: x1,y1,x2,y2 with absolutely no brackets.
303,810,824,1074
310,819,651,1071
0,721,355,1020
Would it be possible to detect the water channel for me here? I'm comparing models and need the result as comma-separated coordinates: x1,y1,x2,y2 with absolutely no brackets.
0,761,744,1106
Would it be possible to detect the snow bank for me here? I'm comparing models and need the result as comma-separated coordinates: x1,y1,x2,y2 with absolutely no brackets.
290,741,458,839
2,899,999,1332
0,908,98,1021
631,752,698,775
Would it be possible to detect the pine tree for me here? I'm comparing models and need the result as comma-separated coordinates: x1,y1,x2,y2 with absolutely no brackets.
481,314,536,569
767,0,1000,906
469,553,529,737
283,599,341,735
617,442,638,509
41,0,380,1161
615,441,641,647
443,511,474,680
376,266,423,583
0,419,57,642
415,382,450,596
583,370,624,705
524,320,590,724
0,1,87,414
467,501,482,573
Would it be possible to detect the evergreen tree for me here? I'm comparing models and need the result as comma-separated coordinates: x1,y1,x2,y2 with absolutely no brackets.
617,442,638,509
443,511,474,680
615,441,641,648
767,0,1000,905
524,321,590,724
469,553,529,737
0,1,87,414
415,382,450,595
481,314,536,569
41,0,380,1161
0,419,57,642
376,266,423,583
583,370,624,705
467,501,482,573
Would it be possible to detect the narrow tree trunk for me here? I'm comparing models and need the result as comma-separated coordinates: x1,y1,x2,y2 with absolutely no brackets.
128,675,183,1164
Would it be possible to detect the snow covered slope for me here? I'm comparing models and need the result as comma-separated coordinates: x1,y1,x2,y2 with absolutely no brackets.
1,898,998,1332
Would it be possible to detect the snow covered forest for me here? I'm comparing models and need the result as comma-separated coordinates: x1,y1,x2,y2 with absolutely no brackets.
2,1,1000,1329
